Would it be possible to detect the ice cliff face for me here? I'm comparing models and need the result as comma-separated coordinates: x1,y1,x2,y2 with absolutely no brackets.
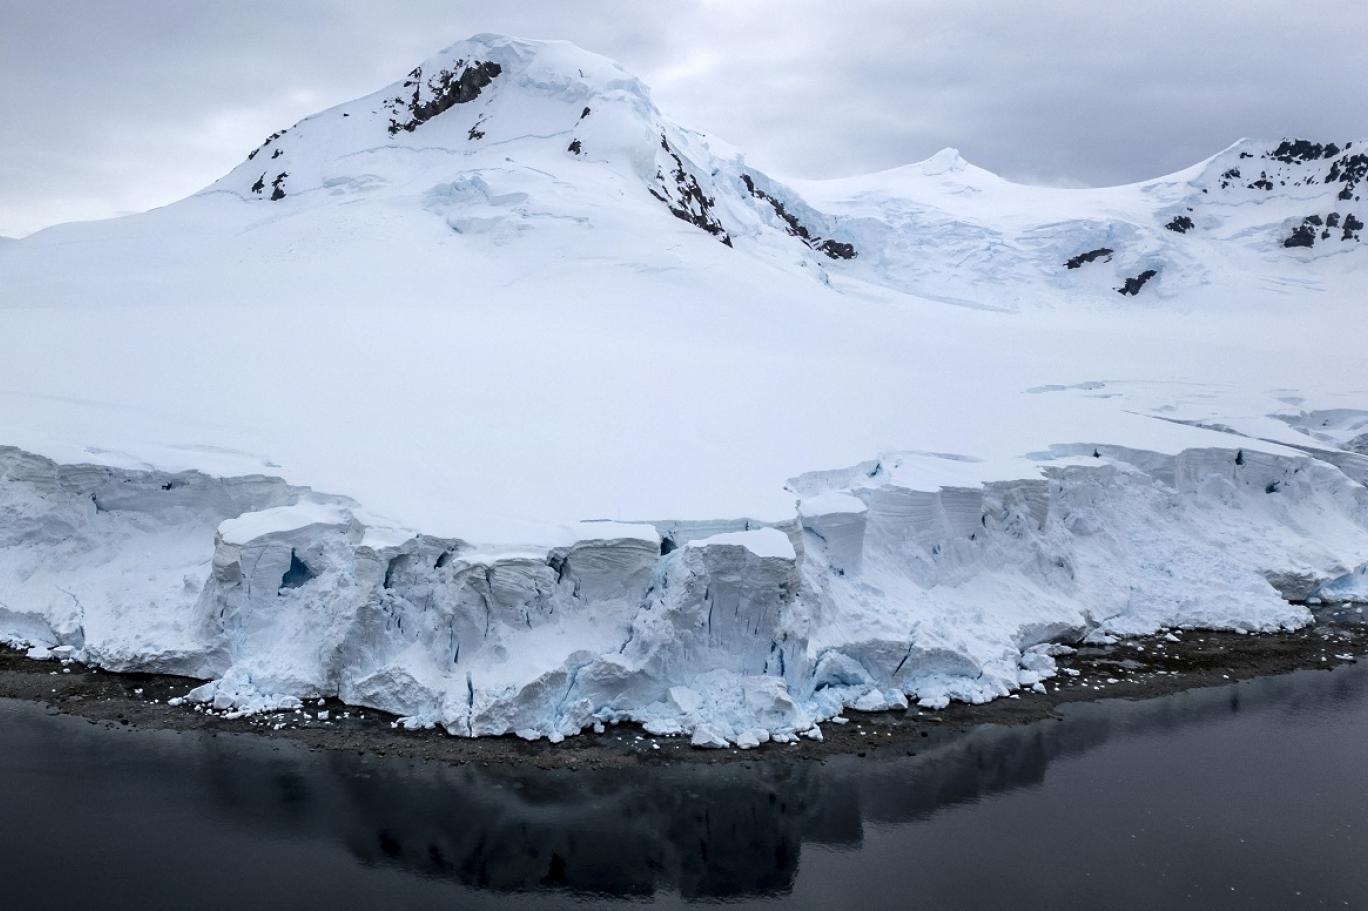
2,34,1368,746
6,439,1368,746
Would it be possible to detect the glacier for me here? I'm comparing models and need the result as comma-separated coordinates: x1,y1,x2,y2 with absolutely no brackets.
4,438,1366,744
1,34,1366,746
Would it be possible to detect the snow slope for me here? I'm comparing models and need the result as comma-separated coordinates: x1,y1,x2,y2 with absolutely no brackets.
1,34,1366,745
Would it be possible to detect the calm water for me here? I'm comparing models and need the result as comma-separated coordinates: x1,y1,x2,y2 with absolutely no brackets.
2,664,1366,910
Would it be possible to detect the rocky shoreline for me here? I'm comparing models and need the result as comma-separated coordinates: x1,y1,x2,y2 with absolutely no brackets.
3,607,1364,770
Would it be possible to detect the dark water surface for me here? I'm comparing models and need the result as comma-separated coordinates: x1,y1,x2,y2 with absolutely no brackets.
3,664,1366,910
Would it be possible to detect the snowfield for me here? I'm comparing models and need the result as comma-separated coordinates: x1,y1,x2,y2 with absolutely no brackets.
2,34,1366,746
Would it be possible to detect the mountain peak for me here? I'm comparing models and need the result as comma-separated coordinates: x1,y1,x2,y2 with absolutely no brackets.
410,33,646,99
175,36,1366,309
209,32,667,207
919,147,968,175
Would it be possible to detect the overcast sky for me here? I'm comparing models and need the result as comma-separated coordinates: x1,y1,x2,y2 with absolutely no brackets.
2,0,1365,237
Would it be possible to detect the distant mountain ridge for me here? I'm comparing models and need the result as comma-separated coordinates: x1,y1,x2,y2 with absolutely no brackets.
180,34,1364,309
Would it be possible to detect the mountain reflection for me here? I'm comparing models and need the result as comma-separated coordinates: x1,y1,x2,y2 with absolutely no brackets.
8,665,1365,902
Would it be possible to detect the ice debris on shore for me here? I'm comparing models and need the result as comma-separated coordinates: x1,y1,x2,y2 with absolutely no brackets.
1313,563,1368,604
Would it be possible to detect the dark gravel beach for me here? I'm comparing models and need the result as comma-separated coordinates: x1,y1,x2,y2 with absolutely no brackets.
3,605,1363,769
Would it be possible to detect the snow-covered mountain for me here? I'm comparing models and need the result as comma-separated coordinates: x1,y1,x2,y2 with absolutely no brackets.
8,35,1361,313
194,38,1366,308
2,35,1366,746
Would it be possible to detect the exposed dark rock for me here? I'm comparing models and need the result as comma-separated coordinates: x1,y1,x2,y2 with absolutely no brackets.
1116,269,1158,296
1219,167,1241,189
1249,178,1274,191
270,172,288,202
579,106,591,119
246,130,286,162
386,60,502,135
1283,223,1316,248
815,239,857,260
1269,139,1339,163
1165,215,1194,233
1282,211,1360,246
740,173,857,260
567,138,582,155
250,174,265,195
1327,153,1367,201
649,135,731,246
1064,247,1114,269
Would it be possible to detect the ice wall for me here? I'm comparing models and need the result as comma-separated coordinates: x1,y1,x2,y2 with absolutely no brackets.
3,441,1367,746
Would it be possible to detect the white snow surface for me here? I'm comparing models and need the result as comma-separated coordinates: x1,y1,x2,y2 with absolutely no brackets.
686,528,796,560
1,35,1367,745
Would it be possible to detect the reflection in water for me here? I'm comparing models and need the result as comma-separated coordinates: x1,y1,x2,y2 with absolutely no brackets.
3,664,1367,907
